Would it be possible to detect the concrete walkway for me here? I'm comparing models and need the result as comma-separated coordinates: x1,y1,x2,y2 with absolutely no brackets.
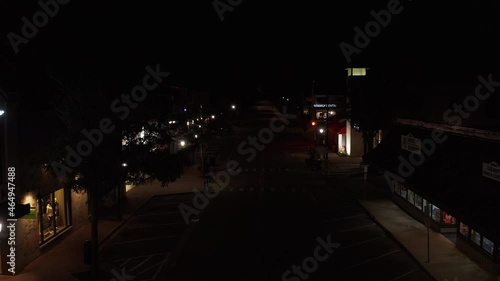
360,198,500,281
4,165,203,281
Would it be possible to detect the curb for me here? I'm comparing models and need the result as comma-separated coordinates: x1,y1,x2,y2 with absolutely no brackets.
356,200,438,281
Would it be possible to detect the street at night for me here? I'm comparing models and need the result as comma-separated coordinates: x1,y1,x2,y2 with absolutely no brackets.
0,1,500,281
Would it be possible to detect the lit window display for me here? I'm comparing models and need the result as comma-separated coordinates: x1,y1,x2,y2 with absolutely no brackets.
39,188,69,244
414,194,422,210
471,229,481,245
460,222,469,236
431,205,441,222
442,211,456,225
407,189,415,205
482,236,494,254
400,185,407,199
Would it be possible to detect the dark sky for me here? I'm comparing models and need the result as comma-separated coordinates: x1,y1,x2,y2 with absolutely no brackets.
1,1,499,98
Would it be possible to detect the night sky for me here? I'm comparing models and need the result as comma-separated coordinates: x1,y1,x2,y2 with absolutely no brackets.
1,1,499,101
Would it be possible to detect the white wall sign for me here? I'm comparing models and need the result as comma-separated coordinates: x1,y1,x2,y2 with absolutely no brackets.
482,162,500,182
401,134,421,154
313,104,336,108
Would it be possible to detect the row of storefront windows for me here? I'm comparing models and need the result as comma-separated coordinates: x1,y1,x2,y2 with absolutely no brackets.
394,183,500,258
459,222,498,257
395,184,456,225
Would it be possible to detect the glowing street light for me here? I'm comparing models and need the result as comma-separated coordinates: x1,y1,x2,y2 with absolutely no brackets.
0,110,4,116
180,141,186,147
231,104,236,110
211,115,215,119
319,128,324,134
121,163,128,167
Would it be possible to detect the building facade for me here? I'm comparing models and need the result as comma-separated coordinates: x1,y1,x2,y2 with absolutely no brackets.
365,119,500,273
0,88,89,275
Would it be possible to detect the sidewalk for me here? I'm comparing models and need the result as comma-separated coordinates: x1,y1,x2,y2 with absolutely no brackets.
5,165,203,281
359,184,500,281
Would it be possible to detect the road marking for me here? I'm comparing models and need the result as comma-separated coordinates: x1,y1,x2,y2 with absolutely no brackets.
389,269,419,281
340,236,385,250
109,236,179,246
345,250,401,270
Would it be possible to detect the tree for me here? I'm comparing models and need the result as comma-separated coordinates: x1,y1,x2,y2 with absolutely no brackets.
45,65,187,280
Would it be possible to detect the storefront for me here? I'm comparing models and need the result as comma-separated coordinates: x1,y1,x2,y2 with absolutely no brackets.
393,182,457,233
364,123,500,273
37,187,72,245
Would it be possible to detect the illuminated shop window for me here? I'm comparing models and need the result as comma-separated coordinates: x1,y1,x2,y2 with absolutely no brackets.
459,222,469,236
431,205,441,222
482,236,494,254
39,188,70,244
414,194,422,210
471,229,481,245
441,211,456,225
407,189,415,205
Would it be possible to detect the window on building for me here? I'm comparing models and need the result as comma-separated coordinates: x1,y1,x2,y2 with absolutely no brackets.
39,187,70,244
395,183,401,195
346,68,367,76
460,222,469,237
483,236,494,254
423,199,430,216
407,189,415,205
431,205,441,222
471,229,481,246
442,211,456,225
414,194,423,210
400,185,407,199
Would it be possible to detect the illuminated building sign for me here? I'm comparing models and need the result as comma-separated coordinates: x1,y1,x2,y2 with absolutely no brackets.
313,104,336,108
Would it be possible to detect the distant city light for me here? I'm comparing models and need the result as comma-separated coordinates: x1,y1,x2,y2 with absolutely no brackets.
0,110,4,116
180,141,186,147
319,128,324,134
211,115,215,119
231,105,236,109
121,163,127,167
195,134,198,138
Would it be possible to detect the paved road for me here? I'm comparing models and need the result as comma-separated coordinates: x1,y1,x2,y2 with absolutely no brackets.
98,194,194,281
97,101,434,281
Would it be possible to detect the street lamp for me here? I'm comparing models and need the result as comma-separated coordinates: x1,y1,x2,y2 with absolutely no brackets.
231,105,236,110
211,115,215,119
180,140,186,147
0,110,4,116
